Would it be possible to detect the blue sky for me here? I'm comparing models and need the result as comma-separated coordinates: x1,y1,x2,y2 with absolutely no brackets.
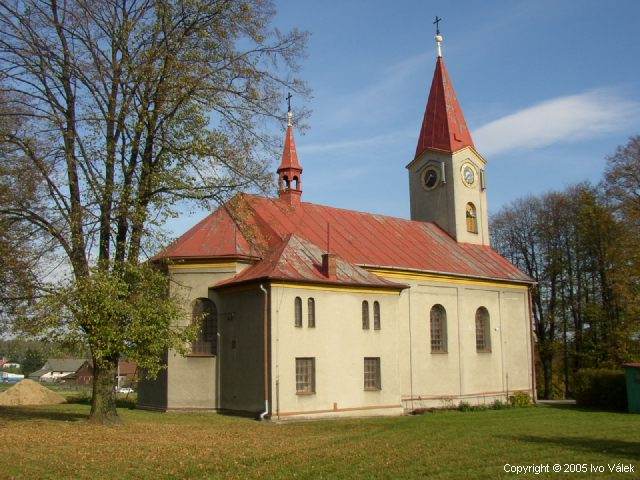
171,0,640,235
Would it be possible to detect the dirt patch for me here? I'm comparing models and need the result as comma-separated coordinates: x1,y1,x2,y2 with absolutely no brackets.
0,379,66,406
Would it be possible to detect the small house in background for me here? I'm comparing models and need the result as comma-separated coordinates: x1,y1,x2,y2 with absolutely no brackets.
1,360,21,370
28,358,90,383
28,358,138,387
117,361,138,388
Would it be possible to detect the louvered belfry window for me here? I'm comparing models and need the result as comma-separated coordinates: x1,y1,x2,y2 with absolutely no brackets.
466,202,478,234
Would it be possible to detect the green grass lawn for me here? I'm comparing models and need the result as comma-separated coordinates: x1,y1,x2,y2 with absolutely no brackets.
0,403,638,479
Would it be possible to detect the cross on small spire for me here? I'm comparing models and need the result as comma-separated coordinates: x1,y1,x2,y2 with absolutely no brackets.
286,92,293,113
286,92,293,127
433,16,442,35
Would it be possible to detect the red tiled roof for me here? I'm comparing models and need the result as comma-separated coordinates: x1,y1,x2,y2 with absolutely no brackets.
215,234,406,289
154,200,265,260
156,194,533,284
415,57,474,158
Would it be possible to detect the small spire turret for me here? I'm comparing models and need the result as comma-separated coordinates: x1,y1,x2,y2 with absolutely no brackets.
277,93,302,206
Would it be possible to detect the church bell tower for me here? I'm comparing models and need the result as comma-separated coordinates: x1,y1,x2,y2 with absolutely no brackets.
407,27,489,245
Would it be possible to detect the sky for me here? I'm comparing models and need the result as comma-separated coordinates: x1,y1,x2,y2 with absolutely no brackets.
170,0,640,235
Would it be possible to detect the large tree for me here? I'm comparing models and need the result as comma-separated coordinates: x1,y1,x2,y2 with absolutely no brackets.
0,0,307,423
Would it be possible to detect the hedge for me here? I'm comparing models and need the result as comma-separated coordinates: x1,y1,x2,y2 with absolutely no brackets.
573,368,627,411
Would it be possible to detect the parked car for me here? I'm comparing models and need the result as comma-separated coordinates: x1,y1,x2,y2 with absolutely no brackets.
116,386,134,394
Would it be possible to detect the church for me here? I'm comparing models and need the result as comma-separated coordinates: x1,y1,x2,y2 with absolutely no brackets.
138,32,536,419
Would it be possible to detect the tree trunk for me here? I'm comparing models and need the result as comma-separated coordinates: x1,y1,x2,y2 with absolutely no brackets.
89,356,120,425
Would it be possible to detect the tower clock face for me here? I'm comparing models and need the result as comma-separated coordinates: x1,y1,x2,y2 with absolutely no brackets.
461,163,476,187
423,167,439,190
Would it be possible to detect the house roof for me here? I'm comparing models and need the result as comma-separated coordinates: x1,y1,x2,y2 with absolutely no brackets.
414,56,474,157
215,234,406,290
29,358,89,376
156,194,533,284
28,367,49,379
118,361,138,376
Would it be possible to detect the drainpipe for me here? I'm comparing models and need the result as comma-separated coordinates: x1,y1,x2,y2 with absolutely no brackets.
259,284,270,420
527,286,538,403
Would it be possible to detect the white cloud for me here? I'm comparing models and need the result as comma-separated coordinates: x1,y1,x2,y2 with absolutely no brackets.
474,88,640,157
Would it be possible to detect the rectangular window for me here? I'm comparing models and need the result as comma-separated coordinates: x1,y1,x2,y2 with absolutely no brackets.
295,357,315,394
364,357,381,391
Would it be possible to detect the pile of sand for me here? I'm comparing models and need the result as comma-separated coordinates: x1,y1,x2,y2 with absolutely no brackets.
0,379,66,406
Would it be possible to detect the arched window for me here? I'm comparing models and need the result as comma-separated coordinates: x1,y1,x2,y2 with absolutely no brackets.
430,304,447,353
293,176,299,189
362,301,370,330
466,202,478,234
373,301,381,330
307,298,315,328
294,297,302,327
283,175,290,189
475,307,491,352
192,298,217,355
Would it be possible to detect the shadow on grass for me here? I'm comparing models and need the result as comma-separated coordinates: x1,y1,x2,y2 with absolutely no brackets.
65,395,137,410
501,435,640,460
0,406,87,422
538,403,628,414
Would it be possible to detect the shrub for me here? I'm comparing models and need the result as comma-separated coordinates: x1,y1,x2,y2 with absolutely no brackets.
573,369,627,411
509,392,532,408
458,401,488,412
490,399,510,410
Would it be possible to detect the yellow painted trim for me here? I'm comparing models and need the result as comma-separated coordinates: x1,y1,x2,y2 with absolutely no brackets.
366,268,529,290
168,262,239,271
270,282,401,295
211,283,260,294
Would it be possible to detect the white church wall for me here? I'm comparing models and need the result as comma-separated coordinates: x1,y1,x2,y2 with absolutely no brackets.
376,273,533,410
270,284,404,419
398,284,463,405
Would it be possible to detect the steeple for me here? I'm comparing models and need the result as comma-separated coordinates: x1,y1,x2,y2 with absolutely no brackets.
414,31,474,159
408,25,490,246
277,95,302,206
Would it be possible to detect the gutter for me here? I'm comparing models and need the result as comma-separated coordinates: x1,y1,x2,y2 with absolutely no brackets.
358,264,536,286
259,283,270,420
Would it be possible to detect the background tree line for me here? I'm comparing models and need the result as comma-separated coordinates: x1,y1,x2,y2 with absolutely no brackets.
491,136,640,399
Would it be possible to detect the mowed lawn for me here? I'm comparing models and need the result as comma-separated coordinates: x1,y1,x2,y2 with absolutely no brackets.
0,403,638,479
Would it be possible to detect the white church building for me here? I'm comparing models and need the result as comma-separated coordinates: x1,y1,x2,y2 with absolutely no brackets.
138,33,536,419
